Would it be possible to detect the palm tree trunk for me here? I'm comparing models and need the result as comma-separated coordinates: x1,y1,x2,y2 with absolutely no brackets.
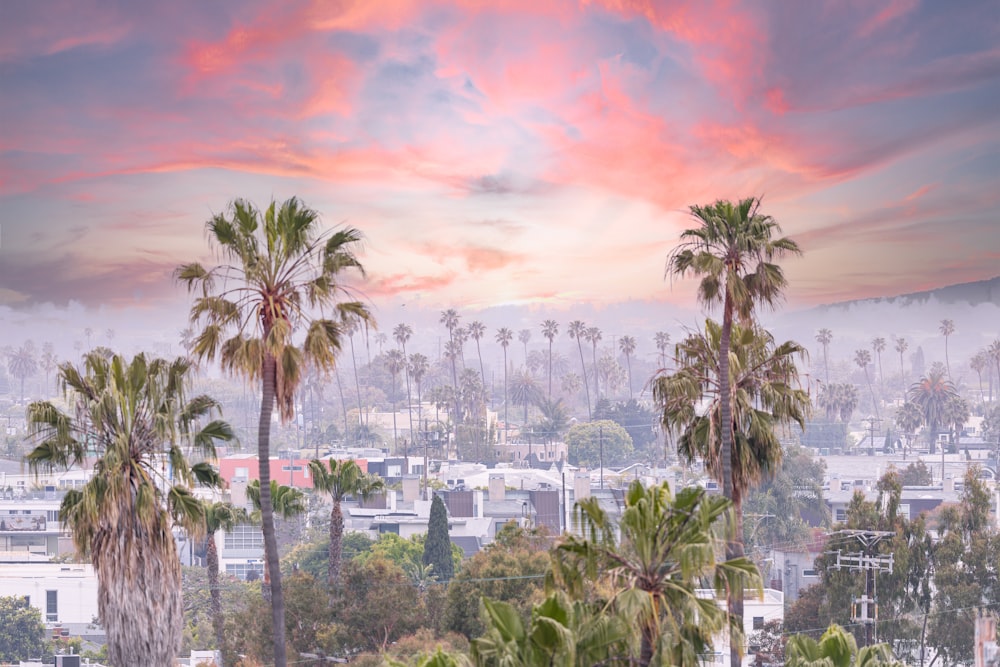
329,501,344,588
865,368,880,420
547,340,553,400
335,369,349,443
591,344,600,406
391,374,398,454
403,344,414,447
730,496,747,667
258,352,287,667
476,340,486,405
577,340,592,420
349,335,364,429
719,304,740,667
207,531,227,667
625,352,633,399
503,352,509,445
824,345,830,384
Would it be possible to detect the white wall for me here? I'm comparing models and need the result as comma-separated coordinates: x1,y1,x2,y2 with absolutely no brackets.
0,563,99,625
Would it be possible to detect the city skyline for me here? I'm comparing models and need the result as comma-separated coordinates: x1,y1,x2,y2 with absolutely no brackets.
2,0,999,323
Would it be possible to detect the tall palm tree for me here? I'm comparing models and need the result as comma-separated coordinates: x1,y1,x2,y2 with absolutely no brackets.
346,319,366,428
203,501,248,667
177,196,372,667
665,196,800,667
989,339,1000,403
854,349,879,420
7,343,37,403
894,337,909,403
393,323,415,445
409,352,430,495
25,352,232,666
816,328,833,384
541,320,559,399
495,328,514,439
308,458,384,587
618,335,636,399
374,332,388,356
385,349,405,454
939,319,955,377
441,310,461,424
553,481,758,666
872,337,886,399
908,370,957,463
518,329,531,367
510,369,541,433
40,342,57,397
654,331,671,368
970,351,989,407
945,395,970,459
584,327,602,405
467,320,488,403
568,321,593,420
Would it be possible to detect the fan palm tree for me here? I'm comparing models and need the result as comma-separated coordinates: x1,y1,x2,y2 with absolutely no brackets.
385,349,405,454
568,321,593,420
665,197,800,667
495,327,514,439
541,319,559,399
785,623,903,667
907,369,957,459
308,458,384,587
944,395,970,459
374,332,388,356
872,337,886,399
816,328,833,384
40,342,57,397
467,321,487,401
510,369,542,432
553,480,759,666
517,328,531,367
654,320,808,660
970,351,989,406
939,319,955,377
203,501,248,667
176,196,371,666
618,335,636,399
894,337,909,403
393,323,414,443
855,349,879,420
654,331,671,369
584,327,602,404
246,479,306,600
7,343,37,403
25,352,232,666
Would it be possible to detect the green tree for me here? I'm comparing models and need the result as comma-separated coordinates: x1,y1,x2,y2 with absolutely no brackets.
899,460,932,486
25,353,233,666
178,196,372,667
554,481,758,666
602,399,657,458
424,495,455,582
565,419,633,468
204,501,248,667
665,197,800,667
0,596,45,662
332,558,426,653
247,479,307,602
310,458,384,587
567,321,592,420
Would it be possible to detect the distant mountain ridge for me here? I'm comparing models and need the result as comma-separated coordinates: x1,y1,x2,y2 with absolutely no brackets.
814,276,1000,311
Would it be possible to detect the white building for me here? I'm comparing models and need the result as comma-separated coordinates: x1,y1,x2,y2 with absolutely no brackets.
0,562,100,637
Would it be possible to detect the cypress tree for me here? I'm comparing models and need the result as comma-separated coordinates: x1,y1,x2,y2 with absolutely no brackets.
423,494,454,581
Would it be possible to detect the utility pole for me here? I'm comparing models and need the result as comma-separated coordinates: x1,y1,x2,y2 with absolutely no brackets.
863,416,882,456
826,529,895,646
599,424,604,489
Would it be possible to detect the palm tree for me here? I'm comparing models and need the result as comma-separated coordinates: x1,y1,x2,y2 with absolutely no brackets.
665,196,800,667
908,369,957,460
393,323,415,444
872,337,886,399
453,326,469,368
467,320,488,397
970,351,989,407
584,326,602,404
654,331,671,368
177,196,371,667
654,320,808,661
518,329,531,367
346,318,366,428
945,395,970,459
7,343,37,403
989,339,1000,403
25,352,233,666
409,352,431,495
568,321,593,420
939,319,955,377
440,309,461,424
308,458,384,587
618,335,636,399
510,369,541,433
246,479,306,601
785,623,903,667
375,332,388,355
816,328,833,384
855,349,879,420
203,501,247,667
385,349,405,454
84,327,93,349
541,320,559,399
495,327,514,439
553,481,758,666
40,342,56,397
894,337,909,403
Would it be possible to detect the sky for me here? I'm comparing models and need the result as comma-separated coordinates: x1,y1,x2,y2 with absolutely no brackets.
2,0,1000,345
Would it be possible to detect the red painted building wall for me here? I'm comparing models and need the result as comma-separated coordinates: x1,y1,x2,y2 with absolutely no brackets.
218,456,368,490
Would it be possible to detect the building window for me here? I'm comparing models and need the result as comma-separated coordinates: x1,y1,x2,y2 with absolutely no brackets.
835,509,846,523
223,523,263,551
752,616,764,630
46,590,57,622
803,569,818,577
234,467,249,480
225,562,264,581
